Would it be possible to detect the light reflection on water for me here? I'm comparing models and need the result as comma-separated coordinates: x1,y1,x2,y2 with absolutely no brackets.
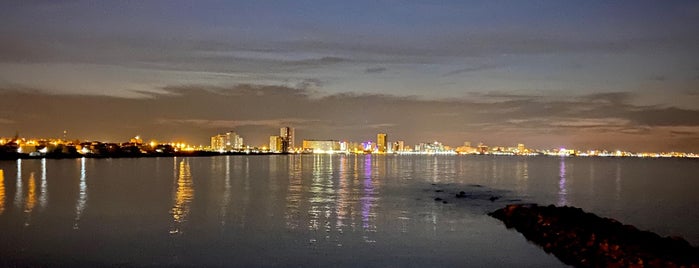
558,157,567,206
74,157,88,229
39,158,47,209
24,172,36,226
0,155,697,266
285,155,303,230
0,169,5,215
14,159,22,208
170,158,194,234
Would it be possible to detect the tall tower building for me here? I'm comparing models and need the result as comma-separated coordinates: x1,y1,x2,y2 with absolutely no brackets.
269,136,282,153
280,127,295,152
377,133,387,153
210,134,227,151
225,131,244,150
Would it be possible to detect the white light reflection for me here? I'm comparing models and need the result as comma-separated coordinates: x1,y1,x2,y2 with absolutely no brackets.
220,155,231,228
361,154,377,243
14,159,22,208
285,155,303,230
74,157,88,230
515,160,529,194
39,158,48,208
557,157,567,206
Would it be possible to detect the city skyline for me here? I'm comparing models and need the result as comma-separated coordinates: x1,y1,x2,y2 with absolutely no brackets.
1,1,699,152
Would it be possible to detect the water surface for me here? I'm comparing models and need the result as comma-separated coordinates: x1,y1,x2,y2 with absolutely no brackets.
0,155,697,267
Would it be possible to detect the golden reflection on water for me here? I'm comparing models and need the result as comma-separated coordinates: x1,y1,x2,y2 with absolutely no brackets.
308,154,333,232
170,159,194,234
0,169,5,215
335,155,349,232
291,154,381,244
285,155,303,230
515,160,529,194
74,157,88,230
24,172,36,226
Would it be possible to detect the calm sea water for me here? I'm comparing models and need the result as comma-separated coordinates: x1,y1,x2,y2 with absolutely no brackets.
0,155,697,267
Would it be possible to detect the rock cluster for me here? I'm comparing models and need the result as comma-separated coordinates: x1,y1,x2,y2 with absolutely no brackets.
489,204,699,268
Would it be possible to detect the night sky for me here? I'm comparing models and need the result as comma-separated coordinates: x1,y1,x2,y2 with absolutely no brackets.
1,1,698,151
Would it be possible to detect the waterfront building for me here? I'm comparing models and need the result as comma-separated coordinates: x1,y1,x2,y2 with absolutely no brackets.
456,142,477,154
280,127,295,152
377,133,387,153
269,136,283,153
210,131,244,151
302,140,342,153
211,134,227,151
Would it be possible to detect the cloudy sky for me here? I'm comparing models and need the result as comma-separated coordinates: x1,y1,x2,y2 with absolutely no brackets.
1,1,698,151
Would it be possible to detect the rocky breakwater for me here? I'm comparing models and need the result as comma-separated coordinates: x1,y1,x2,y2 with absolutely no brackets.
489,204,699,268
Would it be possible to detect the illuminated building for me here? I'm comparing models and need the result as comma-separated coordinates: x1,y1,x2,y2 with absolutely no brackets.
362,141,374,153
210,134,227,151
280,127,295,152
302,140,341,153
456,141,477,154
377,133,387,153
477,143,489,154
130,136,143,145
391,140,405,152
269,135,283,153
210,131,244,151
226,132,244,150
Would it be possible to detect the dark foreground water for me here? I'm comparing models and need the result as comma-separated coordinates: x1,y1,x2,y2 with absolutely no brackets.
0,155,697,267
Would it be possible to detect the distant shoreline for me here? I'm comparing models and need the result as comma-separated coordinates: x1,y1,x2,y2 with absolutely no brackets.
1,152,698,161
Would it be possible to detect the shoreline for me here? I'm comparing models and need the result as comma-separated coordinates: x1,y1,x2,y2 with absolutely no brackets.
2,152,698,161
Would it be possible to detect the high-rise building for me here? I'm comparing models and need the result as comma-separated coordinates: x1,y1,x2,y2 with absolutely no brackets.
269,135,283,153
377,133,387,153
280,127,295,152
225,131,244,150
211,134,227,151
395,140,405,152
211,131,244,151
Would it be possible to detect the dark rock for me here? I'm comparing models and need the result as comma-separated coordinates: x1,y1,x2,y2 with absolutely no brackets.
489,204,699,267
435,190,444,193
442,201,448,204
456,191,468,198
489,196,500,202
434,197,443,201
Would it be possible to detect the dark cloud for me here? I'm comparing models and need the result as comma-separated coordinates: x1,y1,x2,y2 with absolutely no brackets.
443,65,495,76
365,67,387,74
282,56,346,66
579,92,632,105
649,75,668,81
465,91,541,102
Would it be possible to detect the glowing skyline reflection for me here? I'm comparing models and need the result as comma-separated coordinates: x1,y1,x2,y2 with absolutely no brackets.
0,169,5,215
74,157,88,230
170,159,194,234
